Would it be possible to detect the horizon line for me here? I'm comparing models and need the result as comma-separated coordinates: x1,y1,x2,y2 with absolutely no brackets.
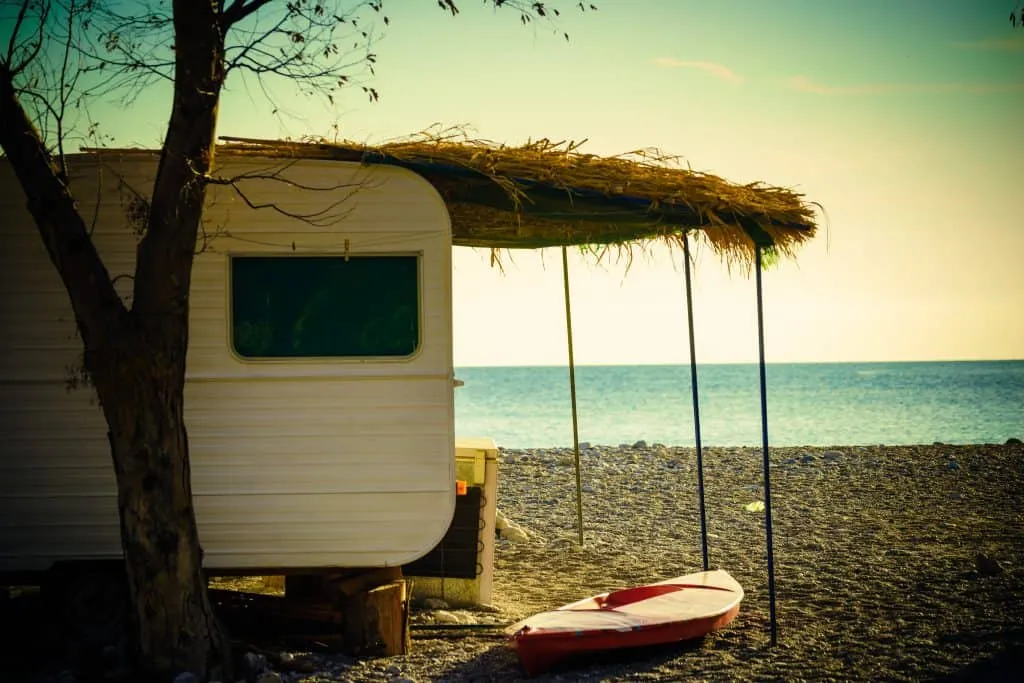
453,357,1024,369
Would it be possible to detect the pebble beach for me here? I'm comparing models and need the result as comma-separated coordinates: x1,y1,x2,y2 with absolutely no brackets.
7,442,1024,682
345,442,1024,682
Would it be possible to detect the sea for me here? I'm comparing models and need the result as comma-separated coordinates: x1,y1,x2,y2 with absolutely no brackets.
452,360,1024,448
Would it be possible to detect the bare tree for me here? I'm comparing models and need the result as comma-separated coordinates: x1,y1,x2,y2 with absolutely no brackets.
0,0,594,679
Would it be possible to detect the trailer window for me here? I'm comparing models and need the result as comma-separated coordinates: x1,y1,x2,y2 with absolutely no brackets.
230,255,420,358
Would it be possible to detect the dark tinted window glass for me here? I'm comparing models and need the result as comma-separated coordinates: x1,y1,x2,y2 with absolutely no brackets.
231,255,419,358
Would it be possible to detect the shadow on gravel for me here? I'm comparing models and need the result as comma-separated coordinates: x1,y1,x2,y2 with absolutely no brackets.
432,636,720,682
929,626,1024,683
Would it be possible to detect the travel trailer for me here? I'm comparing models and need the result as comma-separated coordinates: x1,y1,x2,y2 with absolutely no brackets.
0,151,477,578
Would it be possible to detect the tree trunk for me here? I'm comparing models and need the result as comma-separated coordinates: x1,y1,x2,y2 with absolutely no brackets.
91,330,231,680
2,41,232,681
94,1,234,676
3,1,270,678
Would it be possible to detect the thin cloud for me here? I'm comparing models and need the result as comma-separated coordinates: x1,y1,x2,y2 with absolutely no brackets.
783,76,892,96
952,36,1024,52
654,57,745,84
782,75,1024,96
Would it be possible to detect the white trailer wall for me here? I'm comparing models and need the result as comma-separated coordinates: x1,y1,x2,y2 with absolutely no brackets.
0,153,456,572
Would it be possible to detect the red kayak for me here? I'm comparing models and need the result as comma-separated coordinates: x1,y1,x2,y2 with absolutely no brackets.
505,569,744,676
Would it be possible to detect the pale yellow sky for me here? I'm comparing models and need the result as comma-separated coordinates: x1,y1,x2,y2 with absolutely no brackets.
409,2,1024,366
450,108,1023,365
39,0,1024,365
451,230,1022,366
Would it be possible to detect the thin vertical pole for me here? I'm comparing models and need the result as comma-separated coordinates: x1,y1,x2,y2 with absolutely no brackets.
682,233,709,571
754,246,778,646
561,246,585,546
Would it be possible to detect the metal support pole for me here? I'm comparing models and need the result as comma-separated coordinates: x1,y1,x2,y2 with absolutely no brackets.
561,246,585,547
754,245,778,645
682,233,709,571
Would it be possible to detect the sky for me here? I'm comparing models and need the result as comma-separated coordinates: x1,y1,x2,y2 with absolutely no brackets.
10,0,1024,366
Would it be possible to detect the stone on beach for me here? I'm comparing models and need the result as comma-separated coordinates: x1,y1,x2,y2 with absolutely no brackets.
429,610,459,625
243,651,269,677
495,508,531,542
495,509,510,530
422,598,449,610
500,524,530,543
975,552,1005,577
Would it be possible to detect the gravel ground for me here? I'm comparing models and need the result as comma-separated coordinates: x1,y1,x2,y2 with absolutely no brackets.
342,442,1024,682
6,442,1024,682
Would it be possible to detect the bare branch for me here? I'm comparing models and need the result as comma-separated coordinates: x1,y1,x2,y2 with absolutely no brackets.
4,0,49,75
13,1,47,73
0,61,128,343
222,0,277,28
206,162,373,227
223,7,292,74
219,0,384,106
130,0,226,319
55,0,80,176
5,0,31,68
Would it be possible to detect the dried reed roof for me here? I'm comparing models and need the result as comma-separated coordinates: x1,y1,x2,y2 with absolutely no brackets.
216,129,820,267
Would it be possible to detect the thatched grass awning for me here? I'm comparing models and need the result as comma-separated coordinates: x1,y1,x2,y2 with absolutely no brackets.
217,130,820,266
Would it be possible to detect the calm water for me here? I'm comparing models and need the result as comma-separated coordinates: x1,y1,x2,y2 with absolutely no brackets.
453,361,1024,448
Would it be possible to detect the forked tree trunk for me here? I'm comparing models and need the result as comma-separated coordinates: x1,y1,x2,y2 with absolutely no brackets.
97,0,233,673
1,1,235,677
94,333,231,679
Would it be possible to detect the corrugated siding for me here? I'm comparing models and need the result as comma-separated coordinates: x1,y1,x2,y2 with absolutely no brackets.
0,155,455,572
